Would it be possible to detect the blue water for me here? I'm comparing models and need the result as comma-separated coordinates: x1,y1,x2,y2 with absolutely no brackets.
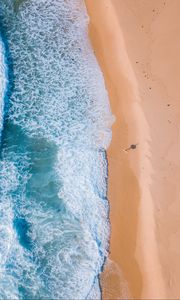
0,36,7,139
0,0,114,299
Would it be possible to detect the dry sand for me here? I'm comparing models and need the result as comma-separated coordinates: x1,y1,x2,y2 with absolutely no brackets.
85,0,180,299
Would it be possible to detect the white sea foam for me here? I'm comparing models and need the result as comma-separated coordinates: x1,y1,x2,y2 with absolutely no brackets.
0,0,114,298
0,38,7,137
3,0,114,149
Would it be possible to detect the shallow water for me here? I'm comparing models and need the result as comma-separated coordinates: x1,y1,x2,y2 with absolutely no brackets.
0,0,114,299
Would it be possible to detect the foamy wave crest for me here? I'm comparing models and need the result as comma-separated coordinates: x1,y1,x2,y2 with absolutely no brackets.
0,37,7,138
0,0,114,298
1,0,114,149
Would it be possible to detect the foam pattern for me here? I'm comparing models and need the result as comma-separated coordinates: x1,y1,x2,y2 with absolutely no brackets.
0,0,114,299
0,38,7,139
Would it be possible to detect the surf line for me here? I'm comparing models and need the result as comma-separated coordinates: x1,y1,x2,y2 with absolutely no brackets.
0,30,13,148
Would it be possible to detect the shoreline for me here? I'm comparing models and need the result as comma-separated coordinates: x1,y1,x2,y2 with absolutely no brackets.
85,0,166,299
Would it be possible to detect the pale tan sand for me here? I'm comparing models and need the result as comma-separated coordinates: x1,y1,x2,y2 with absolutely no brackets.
85,0,180,299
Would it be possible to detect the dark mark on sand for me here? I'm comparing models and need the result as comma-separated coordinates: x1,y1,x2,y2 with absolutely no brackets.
124,143,139,152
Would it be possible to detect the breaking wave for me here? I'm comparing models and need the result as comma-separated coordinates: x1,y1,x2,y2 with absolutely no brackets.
0,0,114,299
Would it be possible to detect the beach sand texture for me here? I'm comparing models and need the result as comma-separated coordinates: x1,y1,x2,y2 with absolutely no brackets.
85,0,180,299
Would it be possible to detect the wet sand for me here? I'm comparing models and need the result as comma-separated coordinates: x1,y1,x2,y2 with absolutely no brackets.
85,0,180,299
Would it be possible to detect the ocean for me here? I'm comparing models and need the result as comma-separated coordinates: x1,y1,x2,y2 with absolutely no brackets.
0,0,114,299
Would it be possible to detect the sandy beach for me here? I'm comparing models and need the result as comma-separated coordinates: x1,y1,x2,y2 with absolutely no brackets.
85,0,180,299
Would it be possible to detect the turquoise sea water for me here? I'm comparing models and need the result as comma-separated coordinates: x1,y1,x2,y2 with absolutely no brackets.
0,0,114,299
